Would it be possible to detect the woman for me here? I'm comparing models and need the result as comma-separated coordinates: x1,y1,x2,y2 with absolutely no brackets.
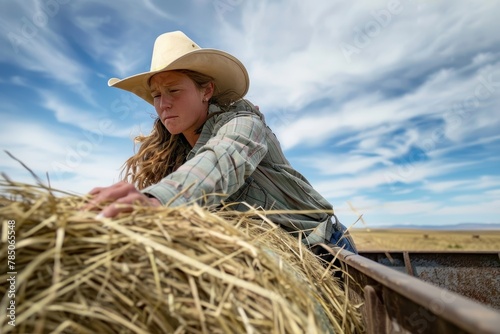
88,31,357,254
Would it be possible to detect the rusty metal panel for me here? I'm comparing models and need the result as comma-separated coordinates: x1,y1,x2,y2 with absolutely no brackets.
335,248,500,334
359,251,500,309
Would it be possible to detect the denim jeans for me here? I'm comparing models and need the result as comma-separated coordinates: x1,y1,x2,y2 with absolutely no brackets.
310,215,358,265
329,215,358,254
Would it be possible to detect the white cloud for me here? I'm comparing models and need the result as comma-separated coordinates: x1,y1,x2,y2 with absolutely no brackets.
335,194,500,227
38,91,150,139
73,14,112,31
206,0,500,168
309,154,389,175
67,1,185,79
452,189,500,203
311,158,478,201
332,196,441,227
0,2,95,103
421,180,471,193
272,57,500,151
433,199,500,216
10,76,30,86
221,1,500,112
484,189,500,198
380,200,441,216
0,117,130,195
0,119,66,156
422,176,500,193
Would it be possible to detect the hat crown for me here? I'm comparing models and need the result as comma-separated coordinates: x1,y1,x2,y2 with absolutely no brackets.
150,31,200,72
108,30,249,106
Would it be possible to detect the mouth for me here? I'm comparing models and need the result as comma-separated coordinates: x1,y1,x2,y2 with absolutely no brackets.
163,115,178,122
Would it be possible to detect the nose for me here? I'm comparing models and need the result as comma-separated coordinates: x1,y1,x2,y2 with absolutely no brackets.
157,93,173,111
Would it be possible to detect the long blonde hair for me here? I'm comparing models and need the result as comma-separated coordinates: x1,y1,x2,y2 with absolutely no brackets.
120,70,234,189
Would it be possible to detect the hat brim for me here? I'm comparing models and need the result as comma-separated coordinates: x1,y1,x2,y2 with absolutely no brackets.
108,49,249,105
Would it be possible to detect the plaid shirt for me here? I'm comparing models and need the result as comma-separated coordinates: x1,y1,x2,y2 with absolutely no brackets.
143,100,334,246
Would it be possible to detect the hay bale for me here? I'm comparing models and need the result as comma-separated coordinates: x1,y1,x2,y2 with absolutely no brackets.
0,179,363,333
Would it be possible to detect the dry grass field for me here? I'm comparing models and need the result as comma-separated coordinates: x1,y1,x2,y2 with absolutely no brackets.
349,228,500,251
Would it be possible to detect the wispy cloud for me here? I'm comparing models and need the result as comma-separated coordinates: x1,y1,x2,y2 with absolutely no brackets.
0,117,130,194
0,2,96,103
38,90,151,139
422,176,500,193
433,199,500,217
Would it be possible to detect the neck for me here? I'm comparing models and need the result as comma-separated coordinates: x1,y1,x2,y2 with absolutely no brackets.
183,132,200,148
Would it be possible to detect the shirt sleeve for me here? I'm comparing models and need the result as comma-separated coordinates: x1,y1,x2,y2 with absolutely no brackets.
142,111,268,207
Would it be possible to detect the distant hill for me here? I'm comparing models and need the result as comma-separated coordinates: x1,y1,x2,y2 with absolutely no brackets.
355,223,500,230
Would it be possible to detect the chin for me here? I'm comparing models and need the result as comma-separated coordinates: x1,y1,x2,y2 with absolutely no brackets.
165,125,181,135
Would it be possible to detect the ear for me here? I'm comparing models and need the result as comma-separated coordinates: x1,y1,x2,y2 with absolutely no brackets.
203,82,215,101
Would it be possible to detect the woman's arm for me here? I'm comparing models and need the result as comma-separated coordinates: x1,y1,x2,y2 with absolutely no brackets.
143,110,268,207
87,108,268,218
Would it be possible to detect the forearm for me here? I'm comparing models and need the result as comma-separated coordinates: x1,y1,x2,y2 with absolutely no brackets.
143,114,268,206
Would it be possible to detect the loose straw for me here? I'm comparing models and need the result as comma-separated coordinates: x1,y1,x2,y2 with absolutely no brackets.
0,178,364,333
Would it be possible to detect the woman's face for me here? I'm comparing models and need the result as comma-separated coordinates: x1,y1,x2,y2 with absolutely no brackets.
150,71,213,146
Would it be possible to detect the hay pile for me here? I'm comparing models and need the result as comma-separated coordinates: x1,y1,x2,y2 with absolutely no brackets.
0,179,363,334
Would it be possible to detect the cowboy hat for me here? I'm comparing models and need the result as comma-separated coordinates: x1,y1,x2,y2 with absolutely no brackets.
108,31,249,105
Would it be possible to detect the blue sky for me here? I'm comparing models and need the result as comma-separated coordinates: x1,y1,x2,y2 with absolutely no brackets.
1,0,499,228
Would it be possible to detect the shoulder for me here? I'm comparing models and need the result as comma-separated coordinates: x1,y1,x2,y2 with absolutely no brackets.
211,99,265,124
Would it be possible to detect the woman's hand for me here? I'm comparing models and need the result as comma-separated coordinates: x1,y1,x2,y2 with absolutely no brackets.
85,181,161,218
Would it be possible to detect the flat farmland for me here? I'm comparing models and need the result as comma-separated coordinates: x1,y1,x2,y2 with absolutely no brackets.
349,229,500,251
